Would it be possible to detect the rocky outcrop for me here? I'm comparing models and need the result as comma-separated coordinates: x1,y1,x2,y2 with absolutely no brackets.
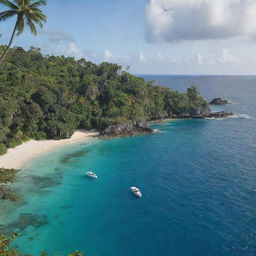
209,98,229,105
101,121,153,136
101,108,233,137
206,111,233,118
174,111,233,119
172,105,233,119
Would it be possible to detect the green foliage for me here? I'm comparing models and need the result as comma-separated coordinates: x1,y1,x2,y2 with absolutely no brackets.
0,46,209,152
0,144,7,155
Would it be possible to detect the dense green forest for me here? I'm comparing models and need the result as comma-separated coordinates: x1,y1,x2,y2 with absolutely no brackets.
0,46,209,155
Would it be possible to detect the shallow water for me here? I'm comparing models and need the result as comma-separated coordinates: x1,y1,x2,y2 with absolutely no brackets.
1,75,256,256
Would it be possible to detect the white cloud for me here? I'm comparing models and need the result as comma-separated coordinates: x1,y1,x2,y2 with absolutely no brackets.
197,54,204,65
103,49,130,63
195,49,239,65
145,0,256,42
157,52,164,61
56,42,84,59
67,42,84,58
139,52,147,63
104,49,114,60
217,49,239,64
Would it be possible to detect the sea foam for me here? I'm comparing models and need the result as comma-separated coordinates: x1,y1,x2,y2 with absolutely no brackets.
228,114,253,119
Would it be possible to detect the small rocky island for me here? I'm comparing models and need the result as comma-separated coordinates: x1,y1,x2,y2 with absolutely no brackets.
209,98,229,105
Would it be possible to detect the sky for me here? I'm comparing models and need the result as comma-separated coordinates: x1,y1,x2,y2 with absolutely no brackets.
1,0,256,75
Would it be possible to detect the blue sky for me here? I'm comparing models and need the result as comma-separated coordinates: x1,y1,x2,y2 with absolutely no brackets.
1,0,256,75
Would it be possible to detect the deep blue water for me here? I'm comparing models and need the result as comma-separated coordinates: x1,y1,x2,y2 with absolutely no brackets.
1,75,256,256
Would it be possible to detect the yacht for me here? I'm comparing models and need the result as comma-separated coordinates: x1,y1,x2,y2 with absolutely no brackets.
85,171,97,179
130,186,142,198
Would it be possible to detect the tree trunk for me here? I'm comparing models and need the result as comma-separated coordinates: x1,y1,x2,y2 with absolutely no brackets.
0,19,18,65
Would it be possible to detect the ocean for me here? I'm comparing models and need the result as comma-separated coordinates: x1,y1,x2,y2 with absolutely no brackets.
1,75,256,256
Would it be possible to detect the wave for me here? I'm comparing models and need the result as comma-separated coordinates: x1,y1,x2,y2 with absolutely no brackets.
205,113,254,120
153,129,164,133
227,114,254,119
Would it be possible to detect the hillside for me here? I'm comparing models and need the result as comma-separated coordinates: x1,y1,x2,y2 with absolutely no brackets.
0,46,209,155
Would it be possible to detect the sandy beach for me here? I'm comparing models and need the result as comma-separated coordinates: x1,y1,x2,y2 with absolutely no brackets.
0,130,99,169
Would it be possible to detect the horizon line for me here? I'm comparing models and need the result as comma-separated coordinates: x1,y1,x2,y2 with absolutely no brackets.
135,74,256,77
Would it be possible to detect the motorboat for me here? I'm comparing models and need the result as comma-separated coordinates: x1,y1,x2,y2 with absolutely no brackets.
85,171,97,179
130,186,142,198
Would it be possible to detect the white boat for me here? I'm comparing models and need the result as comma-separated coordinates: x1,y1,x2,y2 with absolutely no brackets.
130,186,142,198
85,171,97,179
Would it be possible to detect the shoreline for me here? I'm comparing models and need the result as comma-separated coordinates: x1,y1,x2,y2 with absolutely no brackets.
0,114,233,170
149,118,177,123
0,130,99,169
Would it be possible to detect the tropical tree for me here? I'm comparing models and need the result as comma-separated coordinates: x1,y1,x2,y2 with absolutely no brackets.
0,0,47,64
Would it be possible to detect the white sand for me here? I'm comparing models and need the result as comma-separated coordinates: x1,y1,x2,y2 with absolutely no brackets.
0,130,99,169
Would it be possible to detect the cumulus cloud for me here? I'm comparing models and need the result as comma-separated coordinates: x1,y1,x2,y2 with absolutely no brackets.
67,43,82,56
217,49,239,64
103,49,130,63
157,52,164,61
197,54,204,65
41,30,74,42
57,42,84,59
196,49,239,65
145,0,256,42
104,49,114,60
139,52,147,63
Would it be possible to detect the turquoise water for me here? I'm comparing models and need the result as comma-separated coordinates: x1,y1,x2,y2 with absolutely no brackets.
1,76,256,256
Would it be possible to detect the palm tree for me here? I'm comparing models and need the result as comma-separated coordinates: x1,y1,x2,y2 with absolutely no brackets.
0,0,47,64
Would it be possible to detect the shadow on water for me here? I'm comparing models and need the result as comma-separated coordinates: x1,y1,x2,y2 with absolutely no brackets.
26,174,63,189
0,213,49,233
60,149,89,163
59,204,74,210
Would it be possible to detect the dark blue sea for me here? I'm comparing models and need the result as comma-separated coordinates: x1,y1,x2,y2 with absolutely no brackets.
1,75,256,256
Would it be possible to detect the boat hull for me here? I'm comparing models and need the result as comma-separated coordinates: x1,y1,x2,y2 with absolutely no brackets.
130,187,142,198
85,172,97,179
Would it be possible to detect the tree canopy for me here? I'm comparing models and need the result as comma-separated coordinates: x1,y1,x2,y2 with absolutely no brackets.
0,46,209,154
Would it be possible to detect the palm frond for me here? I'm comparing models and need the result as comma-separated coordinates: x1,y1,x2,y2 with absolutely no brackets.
27,14,43,28
0,0,46,37
13,0,22,6
0,0,18,10
0,10,16,21
26,16,37,35
26,9,46,22
16,14,25,35
29,0,46,8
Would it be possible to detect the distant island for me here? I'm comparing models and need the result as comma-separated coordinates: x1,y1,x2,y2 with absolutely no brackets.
209,98,230,105
0,46,232,155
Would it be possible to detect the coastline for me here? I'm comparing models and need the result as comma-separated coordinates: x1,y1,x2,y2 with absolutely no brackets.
0,130,99,169
150,118,177,123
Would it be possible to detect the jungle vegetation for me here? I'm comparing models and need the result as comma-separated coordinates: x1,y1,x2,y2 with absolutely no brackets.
0,46,208,155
